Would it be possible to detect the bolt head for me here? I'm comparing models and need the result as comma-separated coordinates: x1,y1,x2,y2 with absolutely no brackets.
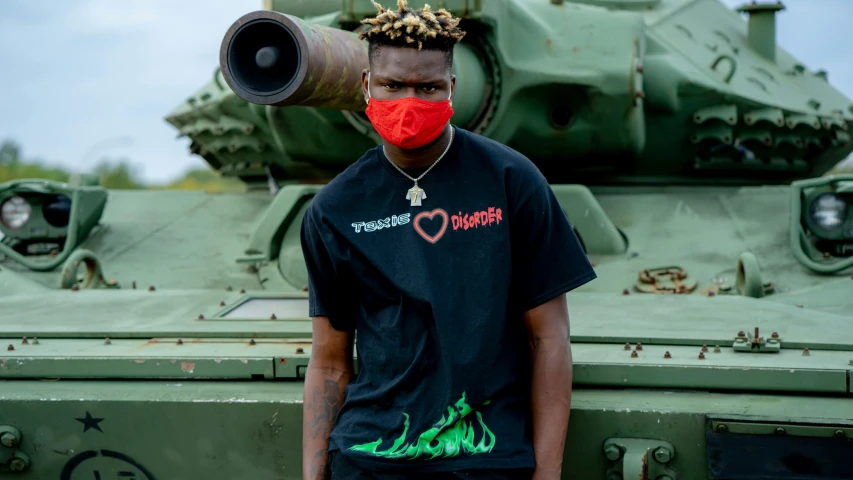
716,424,728,433
8,458,26,471
0,433,17,447
737,330,745,337
604,445,622,461
653,447,672,463
835,430,845,439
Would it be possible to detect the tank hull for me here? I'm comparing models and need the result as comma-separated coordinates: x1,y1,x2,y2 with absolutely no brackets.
2,382,853,479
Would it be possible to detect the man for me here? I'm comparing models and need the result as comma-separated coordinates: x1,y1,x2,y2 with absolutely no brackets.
300,1,596,479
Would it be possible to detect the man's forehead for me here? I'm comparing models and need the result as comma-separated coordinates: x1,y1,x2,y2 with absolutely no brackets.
371,47,449,82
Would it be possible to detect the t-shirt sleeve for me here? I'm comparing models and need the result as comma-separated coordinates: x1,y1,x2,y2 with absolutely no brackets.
300,205,355,331
510,179,597,311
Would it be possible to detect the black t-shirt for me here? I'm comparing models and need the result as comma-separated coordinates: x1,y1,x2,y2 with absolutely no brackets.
300,126,596,474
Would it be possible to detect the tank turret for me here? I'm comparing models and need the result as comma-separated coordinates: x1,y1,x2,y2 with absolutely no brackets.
165,0,853,189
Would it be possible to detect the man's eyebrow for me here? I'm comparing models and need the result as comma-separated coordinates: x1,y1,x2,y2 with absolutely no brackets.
417,78,447,85
373,75,446,85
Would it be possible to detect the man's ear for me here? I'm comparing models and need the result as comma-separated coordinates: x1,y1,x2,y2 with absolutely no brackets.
362,69,370,104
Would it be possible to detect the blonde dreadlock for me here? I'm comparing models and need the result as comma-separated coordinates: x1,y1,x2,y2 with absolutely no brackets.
359,0,466,53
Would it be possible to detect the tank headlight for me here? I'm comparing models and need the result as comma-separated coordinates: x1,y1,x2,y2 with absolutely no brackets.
809,193,847,230
43,194,72,228
0,196,32,230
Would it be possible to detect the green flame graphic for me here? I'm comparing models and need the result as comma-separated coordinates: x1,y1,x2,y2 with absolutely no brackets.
349,392,496,460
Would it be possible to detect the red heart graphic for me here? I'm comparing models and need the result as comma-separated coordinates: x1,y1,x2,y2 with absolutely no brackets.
413,209,448,244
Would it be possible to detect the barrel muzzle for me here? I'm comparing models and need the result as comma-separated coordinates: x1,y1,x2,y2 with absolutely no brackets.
219,10,369,111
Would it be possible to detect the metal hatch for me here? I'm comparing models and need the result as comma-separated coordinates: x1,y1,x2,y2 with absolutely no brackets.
0,290,311,339
0,290,312,380
565,293,853,350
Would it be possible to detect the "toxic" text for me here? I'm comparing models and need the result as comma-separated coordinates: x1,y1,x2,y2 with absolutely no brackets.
352,213,411,233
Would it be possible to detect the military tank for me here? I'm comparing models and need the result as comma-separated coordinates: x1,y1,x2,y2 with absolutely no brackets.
2,0,853,478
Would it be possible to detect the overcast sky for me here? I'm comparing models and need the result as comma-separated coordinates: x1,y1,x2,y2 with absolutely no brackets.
1,0,851,184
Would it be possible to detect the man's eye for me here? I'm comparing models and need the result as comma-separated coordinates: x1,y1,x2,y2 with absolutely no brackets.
422,87,437,92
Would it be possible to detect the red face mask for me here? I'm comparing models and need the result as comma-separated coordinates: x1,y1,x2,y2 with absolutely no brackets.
365,72,454,150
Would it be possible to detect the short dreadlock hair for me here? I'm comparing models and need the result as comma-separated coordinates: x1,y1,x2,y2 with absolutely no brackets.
358,0,466,69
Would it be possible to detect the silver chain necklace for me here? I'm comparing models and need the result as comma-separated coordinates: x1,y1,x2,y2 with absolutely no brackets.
383,126,455,207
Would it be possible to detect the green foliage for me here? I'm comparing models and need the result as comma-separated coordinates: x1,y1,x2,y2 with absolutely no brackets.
92,160,143,190
0,139,244,192
159,167,246,193
0,162,70,183
0,141,21,165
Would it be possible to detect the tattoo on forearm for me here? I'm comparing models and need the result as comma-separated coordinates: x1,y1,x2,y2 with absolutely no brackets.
309,448,330,479
309,379,345,440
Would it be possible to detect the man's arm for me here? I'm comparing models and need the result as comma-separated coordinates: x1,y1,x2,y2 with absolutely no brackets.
302,316,354,480
523,293,572,480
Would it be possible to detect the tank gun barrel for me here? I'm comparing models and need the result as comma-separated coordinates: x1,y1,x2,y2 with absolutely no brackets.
219,10,368,111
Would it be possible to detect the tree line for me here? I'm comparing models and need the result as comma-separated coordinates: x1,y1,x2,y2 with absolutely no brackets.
0,139,245,193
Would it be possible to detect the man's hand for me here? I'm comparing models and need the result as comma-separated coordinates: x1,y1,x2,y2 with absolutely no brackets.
523,293,572,480
302,316,354,480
